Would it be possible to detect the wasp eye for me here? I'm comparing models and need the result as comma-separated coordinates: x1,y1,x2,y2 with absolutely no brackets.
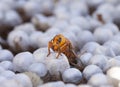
58,37,62,43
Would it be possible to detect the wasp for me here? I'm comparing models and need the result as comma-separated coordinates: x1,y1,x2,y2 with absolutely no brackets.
47,34,84,70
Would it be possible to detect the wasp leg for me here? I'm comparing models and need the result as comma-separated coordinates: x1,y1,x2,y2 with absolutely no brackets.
47,50,51,57
56,45,62,58
47,41,52,57
47,48,51,57
56,51,61,58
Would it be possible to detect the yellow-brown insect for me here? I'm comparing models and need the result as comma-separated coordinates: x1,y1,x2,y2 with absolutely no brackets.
47,34,83,68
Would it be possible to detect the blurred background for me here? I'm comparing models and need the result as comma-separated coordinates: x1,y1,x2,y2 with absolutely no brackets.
0,0,120,87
